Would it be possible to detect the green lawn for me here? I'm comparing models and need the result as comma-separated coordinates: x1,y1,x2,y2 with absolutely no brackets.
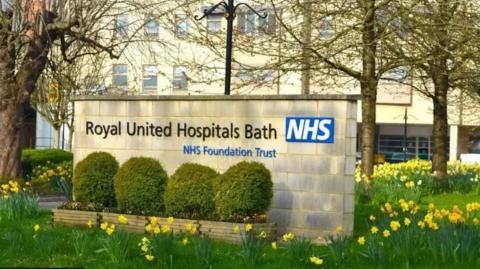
1,192,480,269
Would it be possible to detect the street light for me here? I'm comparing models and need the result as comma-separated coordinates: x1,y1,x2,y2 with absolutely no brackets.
195,0,266,95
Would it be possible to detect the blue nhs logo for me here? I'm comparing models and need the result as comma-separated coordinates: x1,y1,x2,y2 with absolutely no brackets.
285,117,335,143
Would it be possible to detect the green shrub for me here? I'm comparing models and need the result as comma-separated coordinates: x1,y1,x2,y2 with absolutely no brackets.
164,163,218,218
215,161,273,220
114,157,168,213
73,152,118,207
21,149,73,179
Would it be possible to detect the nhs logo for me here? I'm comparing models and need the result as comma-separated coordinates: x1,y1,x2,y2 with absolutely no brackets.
285,117,335,143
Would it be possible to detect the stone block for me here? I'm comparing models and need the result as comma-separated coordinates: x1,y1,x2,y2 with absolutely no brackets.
301,193,343,212
288,101,318,116
99,101,127,116
285,173,315,192
127,101,152,117
344,194,355,214
76,101,99,116
314,175,345,194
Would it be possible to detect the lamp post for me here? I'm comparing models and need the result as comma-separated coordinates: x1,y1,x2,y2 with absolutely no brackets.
195,1,266,95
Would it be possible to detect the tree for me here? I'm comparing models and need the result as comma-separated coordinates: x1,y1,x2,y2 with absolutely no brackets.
0,0,175,177
265,0,412,191
32,51,108,150
387,0,480,185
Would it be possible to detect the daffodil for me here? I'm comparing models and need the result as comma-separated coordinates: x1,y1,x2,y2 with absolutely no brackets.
167,217,174,224
181,238,189,246
153,226,161,234
271,241,278,250
33,224,40,232
145,254,155,261
369,215,376,222
309,256,323,266
390,221,401,231
100,222,108,230
335,226,344,234
87,220,94,228
161,225,171,234
145,224,153,233
404,218,411,226
371,226,379,234
233,225,240,233
258,231,267,239
245,223,253,232
357,236,366,245
383,229,391,238
283,232,295,242
149,216,158,225
118,215,128,224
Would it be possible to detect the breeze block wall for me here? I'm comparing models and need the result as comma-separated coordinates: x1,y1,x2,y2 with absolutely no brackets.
73,95,358,242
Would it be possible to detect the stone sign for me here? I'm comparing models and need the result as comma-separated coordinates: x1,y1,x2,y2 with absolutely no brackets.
73,95,358,241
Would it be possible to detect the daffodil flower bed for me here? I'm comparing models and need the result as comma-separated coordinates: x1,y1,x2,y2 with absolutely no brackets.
52,209,276,244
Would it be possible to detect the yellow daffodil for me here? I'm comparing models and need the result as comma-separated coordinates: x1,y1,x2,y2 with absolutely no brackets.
167,217,174,224
473,218,479,225
161,225,171,234
87,220,94,228
271,242,278,250
369,215,376,222
33,224,40,232
145,224,153,233
283,232,295,242
335,226,344,234
404,218,411,226
309,256,323,266
417,221,425,229
390,221,401,231
145,254,155,261
233,225,240,233
153,226,161,234
371,226,379,234
181,237,189,246
245,223,253,232
149,216,158,225
357,236,366,245
383,229,391,238
106,227,114,235
118,215,128,224
140,244,149,252
100,222,108,230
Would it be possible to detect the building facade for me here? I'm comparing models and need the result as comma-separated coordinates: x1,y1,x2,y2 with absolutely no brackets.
36,0,480,162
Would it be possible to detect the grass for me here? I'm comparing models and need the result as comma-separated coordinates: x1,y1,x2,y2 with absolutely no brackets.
1,192,480,269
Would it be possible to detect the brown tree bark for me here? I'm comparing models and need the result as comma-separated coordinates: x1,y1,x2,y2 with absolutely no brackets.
0,102,22,179
432,72,449,186
360,0,378,194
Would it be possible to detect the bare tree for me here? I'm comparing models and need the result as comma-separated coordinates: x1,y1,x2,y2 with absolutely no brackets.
0,0,176,177
387,0,480,185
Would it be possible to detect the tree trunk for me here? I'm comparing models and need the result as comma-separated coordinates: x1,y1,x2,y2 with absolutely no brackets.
432,76,449,187
53,126,61,149
0,102,22,179
67,126,74,151
360,0,378,196
301,0,312,95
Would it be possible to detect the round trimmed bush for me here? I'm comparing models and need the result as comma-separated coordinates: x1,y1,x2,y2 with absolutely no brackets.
164,163,218,218
114,157,167,213
73,152,118,207
215,161,273,220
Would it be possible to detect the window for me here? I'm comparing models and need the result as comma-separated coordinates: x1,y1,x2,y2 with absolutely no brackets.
173,66,188,89
378,135,449,162
319,16,334,39
143,65,158,90
238,11,276,34
175,14,188,37
145,18,159,37
236,65,254,81
207,15,222,33
114,15,128,38
112,64,128,87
